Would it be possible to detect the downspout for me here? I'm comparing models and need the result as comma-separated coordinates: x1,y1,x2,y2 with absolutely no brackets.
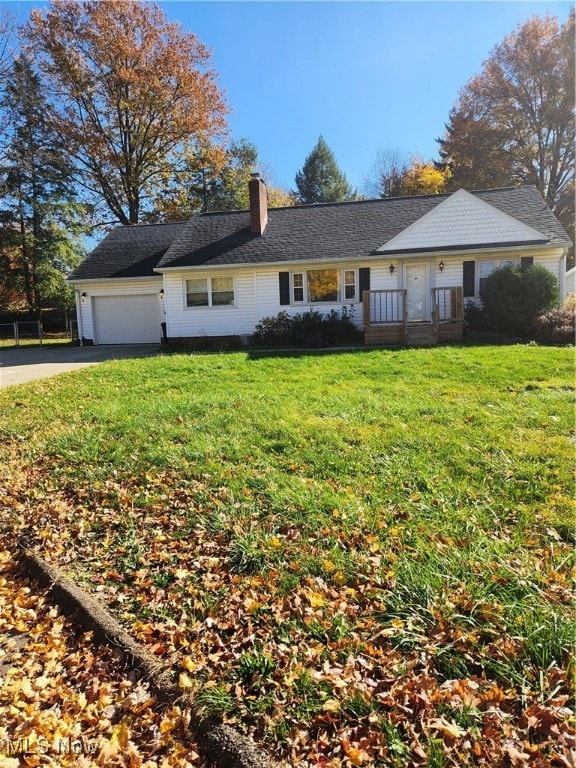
75,290,84,346
559,248,567,306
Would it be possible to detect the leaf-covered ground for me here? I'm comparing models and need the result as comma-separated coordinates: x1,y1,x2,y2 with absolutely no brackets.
0,346,574,767
0,545,202,767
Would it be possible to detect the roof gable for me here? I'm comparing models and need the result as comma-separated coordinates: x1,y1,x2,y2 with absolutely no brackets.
376,188,549,254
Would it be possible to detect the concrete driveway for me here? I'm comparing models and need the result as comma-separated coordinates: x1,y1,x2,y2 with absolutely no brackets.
0,345,160,388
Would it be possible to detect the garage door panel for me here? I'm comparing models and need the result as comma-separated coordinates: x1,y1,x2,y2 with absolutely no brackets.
93,295,160,344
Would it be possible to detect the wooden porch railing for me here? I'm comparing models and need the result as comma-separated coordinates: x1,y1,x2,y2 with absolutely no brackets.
432,287,463,334
363,289,407,326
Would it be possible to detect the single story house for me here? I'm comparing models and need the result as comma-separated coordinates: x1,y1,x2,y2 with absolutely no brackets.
68,176,571,346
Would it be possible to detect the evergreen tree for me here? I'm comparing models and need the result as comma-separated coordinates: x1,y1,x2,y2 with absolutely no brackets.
0,56,85,314
294,136,355,204
148,138,294,221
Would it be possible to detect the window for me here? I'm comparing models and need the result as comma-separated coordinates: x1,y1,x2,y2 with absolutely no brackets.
211,277,235,306
308,269,339,302
478,261,495,295
186,278,209,307
344,270,356,300
293,273,304,303
185,276,235,308
478,259,518,295
291,269,356,304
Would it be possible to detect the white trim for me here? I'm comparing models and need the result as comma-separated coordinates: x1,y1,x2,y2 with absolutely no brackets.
560,249,569,302
75,290,84,346
157,258,367,273
377,188,549,253
154,243,564,272
373,243,561,261
68,276,161,284
475,257,521,297
182,274,237,310
287,267,358,306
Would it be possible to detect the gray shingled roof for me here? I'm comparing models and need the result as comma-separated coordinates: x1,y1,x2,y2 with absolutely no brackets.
69,186,571,281
68,221,187,280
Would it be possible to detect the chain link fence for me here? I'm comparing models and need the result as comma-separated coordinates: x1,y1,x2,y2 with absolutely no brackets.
0,318,78,348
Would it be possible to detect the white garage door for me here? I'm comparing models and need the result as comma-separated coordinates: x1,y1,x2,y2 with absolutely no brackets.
93,295,160,344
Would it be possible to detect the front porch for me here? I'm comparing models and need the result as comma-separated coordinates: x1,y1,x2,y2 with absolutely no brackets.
363,287,464,346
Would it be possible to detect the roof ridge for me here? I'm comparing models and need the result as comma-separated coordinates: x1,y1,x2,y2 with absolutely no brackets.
226,185,538,215
109,219,190,229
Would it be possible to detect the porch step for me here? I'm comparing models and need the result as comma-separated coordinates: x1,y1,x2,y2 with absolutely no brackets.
406,322,437,346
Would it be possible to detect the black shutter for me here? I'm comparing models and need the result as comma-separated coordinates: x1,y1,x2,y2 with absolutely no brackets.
520,256,534,270
358,267,370,300
279,271,290,305
463,261,475,297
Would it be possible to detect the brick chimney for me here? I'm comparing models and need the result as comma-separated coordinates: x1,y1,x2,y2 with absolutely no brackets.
249,172,268,235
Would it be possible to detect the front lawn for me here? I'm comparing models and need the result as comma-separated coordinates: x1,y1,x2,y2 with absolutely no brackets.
1,345,574,767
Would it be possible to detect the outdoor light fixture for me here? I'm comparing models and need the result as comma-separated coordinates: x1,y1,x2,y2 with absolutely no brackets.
438,261,445,273
159,288,165,299
389,264,396,274
80,292,87,303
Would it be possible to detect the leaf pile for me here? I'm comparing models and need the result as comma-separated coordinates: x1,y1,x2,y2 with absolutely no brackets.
0,543,203,767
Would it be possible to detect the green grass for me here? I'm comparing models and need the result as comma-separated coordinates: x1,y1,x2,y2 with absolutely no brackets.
0,344,574,764
0,333,73,348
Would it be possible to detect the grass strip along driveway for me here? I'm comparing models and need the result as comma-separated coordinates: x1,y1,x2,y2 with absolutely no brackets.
0,345,574,767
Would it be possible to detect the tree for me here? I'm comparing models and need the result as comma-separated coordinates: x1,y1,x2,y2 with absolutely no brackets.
0,7,18,154
26,0,228,225
0,56,85,315
363,149,409,199
0,7,16,82
437,11,575,241
147,138,294,221
398,160,450,196
294,136,355,204
364,150,450,198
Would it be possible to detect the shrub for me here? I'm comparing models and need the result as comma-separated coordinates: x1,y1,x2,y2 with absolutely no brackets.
531,307,575,345
464,301,492,332
250,307,362,348
480,265,558,337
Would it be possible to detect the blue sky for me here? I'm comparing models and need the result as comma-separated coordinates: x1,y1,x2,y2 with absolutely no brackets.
8,0,572,194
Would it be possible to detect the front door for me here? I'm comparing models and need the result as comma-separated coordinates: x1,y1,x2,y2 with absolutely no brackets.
404,263,429,321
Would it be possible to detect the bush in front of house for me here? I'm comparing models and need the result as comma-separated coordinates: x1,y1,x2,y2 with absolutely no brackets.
464,301,493,333
530,306,575,345
480,264,558,337
250,307,362,347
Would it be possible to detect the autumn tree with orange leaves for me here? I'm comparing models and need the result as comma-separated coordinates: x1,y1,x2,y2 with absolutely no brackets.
26,0,229,225
437,12,575,242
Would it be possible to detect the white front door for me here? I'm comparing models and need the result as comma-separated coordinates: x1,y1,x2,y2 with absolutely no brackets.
404,263,429,320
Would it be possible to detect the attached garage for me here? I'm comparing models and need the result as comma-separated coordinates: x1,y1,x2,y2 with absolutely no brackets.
93,294,161,345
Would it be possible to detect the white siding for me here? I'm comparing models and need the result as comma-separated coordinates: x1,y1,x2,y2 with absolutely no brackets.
72,278,163,343
563,266,575,302
73,246,565,343
254,261,396,329
164,270,257,339
378,190,548,253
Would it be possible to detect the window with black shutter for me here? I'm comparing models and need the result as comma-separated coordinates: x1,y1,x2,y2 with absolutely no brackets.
463,261,475,298
279,272,290,305
358,267,370,300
